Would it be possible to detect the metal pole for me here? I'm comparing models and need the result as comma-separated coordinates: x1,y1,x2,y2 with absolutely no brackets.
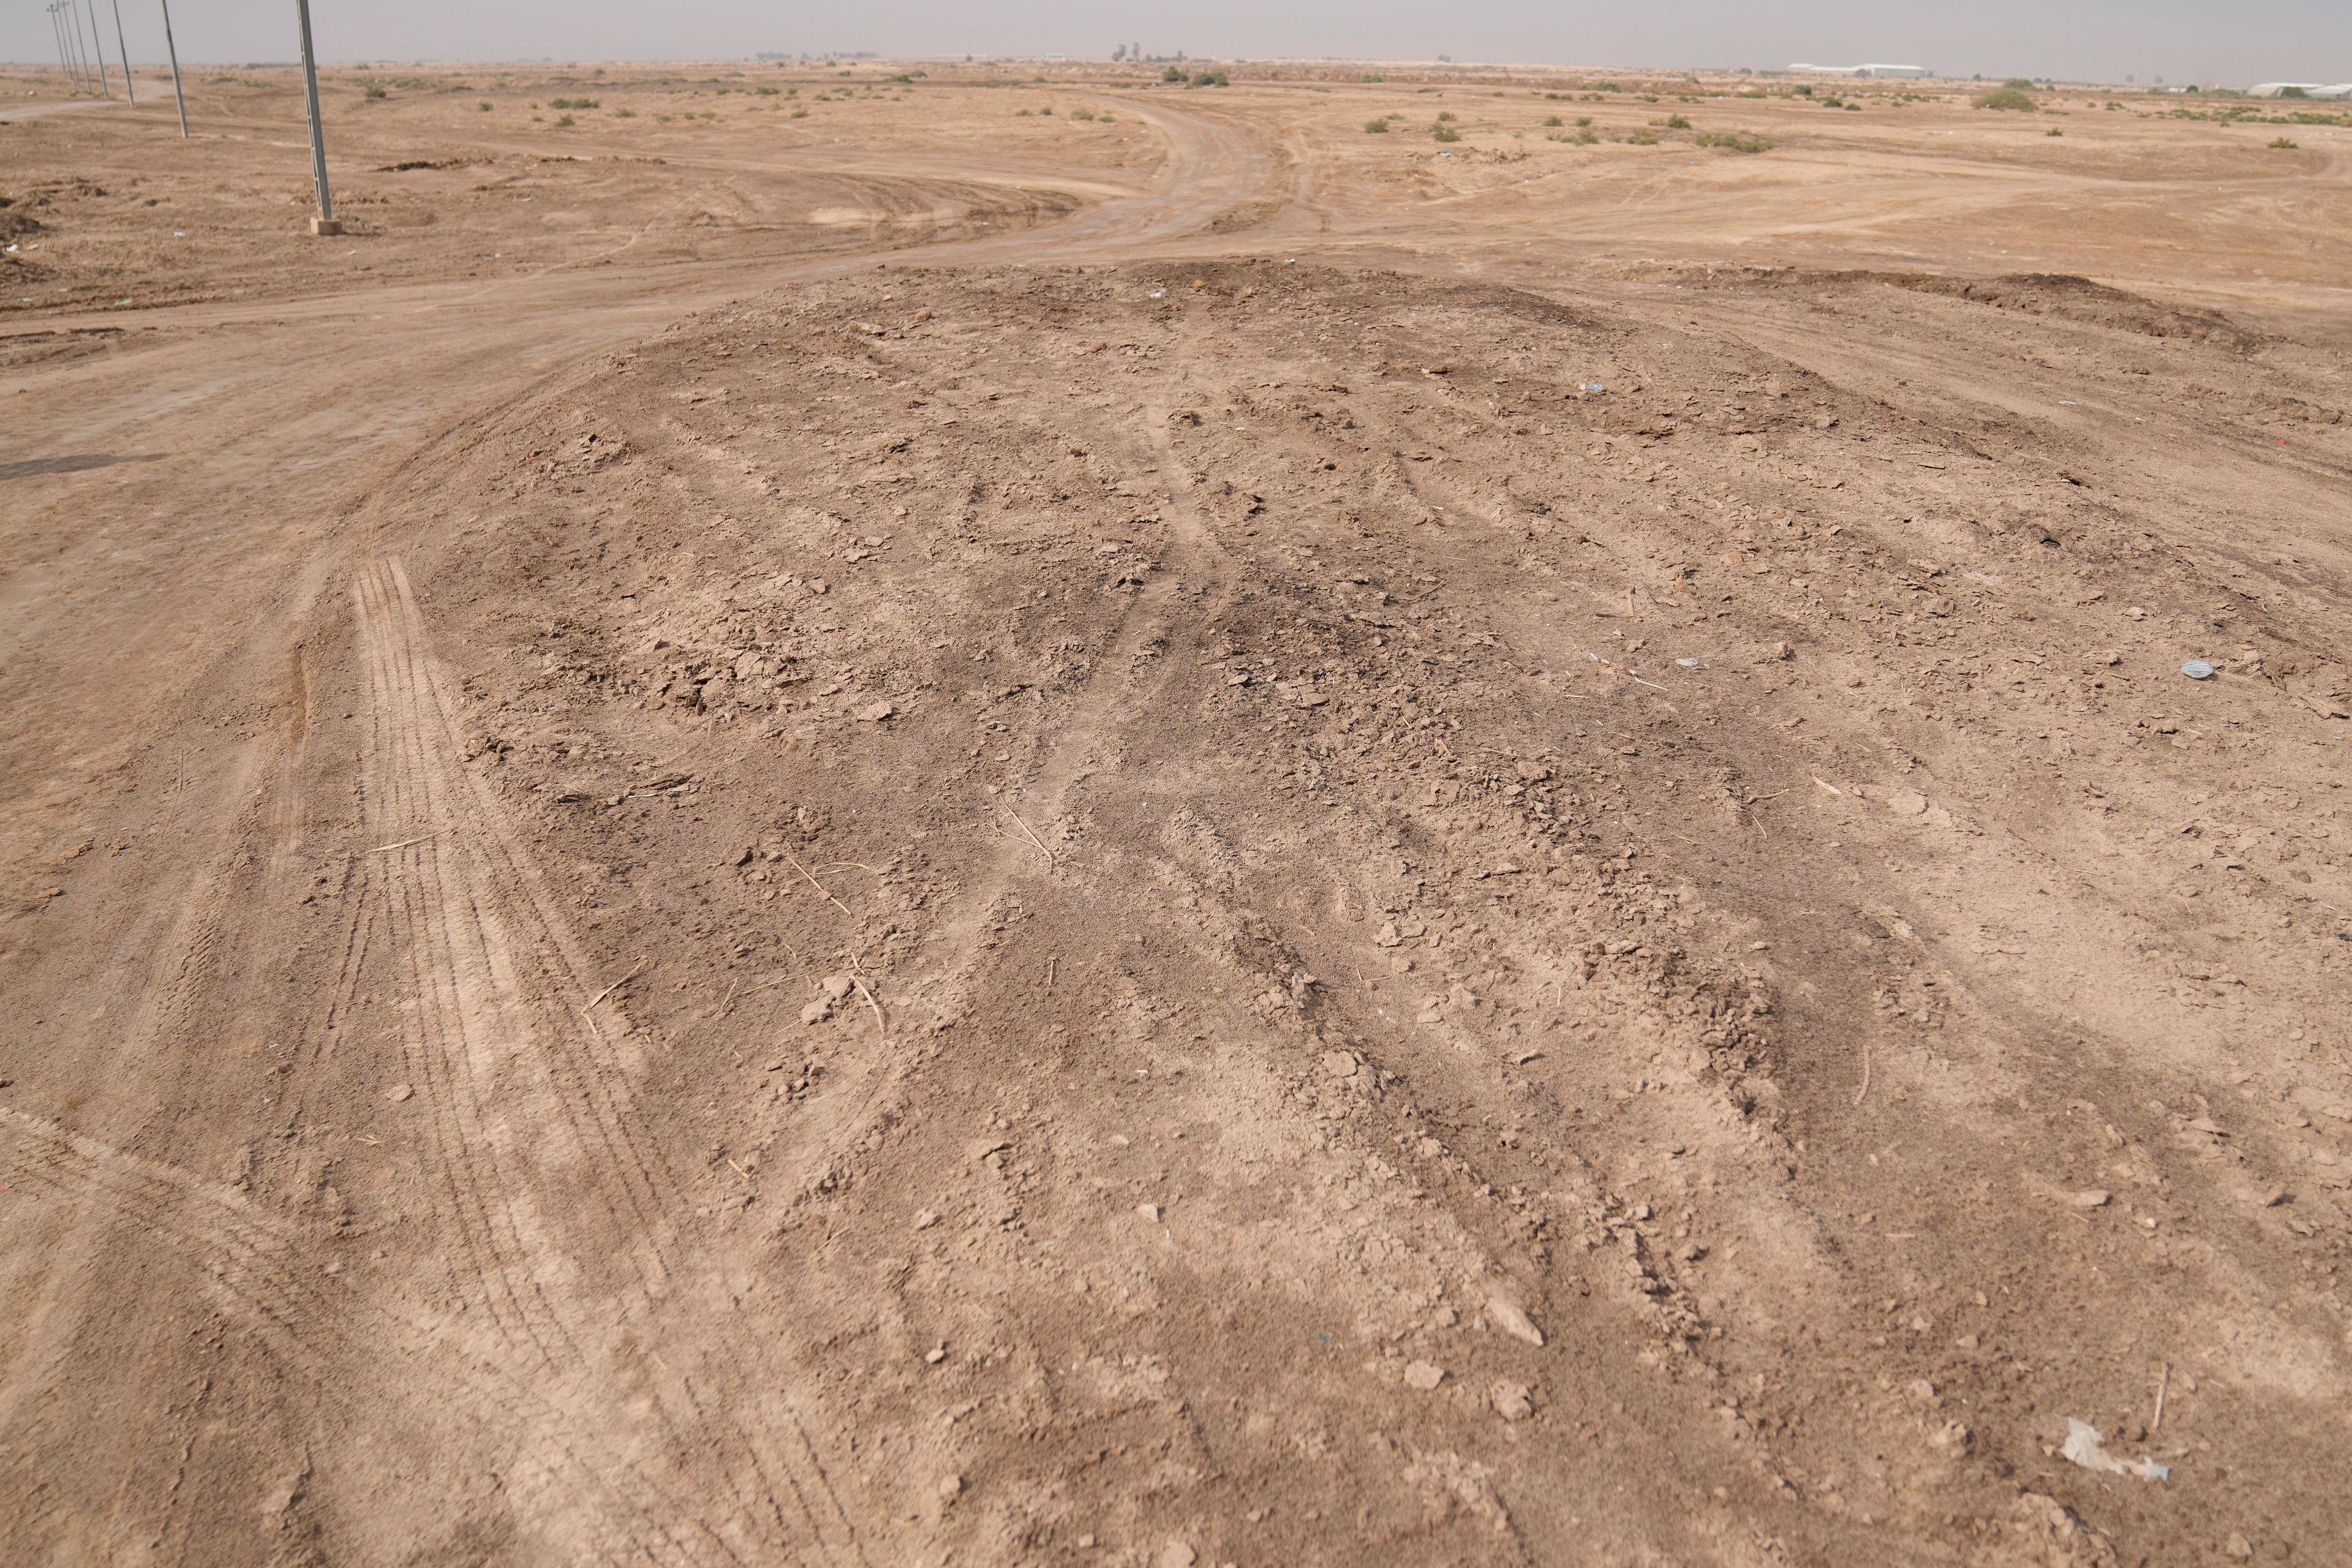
47,6,75,95
56,3,86,94
81,0,113,99
294,0,337,230
110,0,135,105
159,0,189,136
67,2,94,94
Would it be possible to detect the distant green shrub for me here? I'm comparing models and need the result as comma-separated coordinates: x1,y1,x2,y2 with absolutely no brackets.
1975,87,2037,111
1695,130,1773,153
1365,116,1391,133
1433,123,1461,142
1664,113,1691,129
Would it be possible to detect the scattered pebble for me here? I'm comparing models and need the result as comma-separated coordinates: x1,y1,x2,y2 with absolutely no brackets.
384,1084,413,1102
1404,1360,1446,1390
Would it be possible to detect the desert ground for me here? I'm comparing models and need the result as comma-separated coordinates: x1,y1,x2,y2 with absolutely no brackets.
2,56,2349,1568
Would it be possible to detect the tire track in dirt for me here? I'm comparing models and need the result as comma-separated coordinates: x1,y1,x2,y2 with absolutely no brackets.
349,559,872,1566
0,1107,745,1566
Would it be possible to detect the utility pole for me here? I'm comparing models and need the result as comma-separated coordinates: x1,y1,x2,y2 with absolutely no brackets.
47,4,74,94
158,0,188,135
80,0,113,98
110,0,135,105
67,1,94,94
294,0,339,233
55,2,86,94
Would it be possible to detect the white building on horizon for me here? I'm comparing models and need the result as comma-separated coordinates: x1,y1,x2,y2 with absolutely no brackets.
2247,81,2352,99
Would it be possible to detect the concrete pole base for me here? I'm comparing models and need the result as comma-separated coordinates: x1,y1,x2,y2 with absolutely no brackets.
310,216,344,236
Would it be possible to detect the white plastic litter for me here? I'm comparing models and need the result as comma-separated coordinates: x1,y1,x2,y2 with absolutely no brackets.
2181,660,2215,680
1675,657,1702,668
2062,1419,2169,1482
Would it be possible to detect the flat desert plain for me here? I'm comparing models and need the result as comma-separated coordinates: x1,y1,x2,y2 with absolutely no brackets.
2,59,2350,1568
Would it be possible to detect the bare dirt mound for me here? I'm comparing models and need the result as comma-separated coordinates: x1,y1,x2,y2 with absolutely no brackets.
9,258,2344,1566
206,260,2328,1564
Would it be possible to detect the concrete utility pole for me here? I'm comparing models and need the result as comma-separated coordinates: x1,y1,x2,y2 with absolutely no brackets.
110,0,134,105
159,0,189,136
47,4,74,93
53,2,86,94
294,0,339,233
80,0,113,98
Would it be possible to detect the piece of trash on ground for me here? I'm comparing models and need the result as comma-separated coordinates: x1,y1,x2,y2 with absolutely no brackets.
1675,657,1702,668
2180,660,2215,680
2061,1418,2169,1482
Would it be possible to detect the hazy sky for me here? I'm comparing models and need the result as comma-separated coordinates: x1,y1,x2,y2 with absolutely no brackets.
10,2,2348,89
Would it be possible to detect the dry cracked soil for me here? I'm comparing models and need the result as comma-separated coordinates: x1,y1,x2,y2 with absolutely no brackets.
2,57,2350,1568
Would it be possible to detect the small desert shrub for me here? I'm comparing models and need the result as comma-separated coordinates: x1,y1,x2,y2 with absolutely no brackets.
1433,123,1461,142
1625,127,1659,145
1543,115,1561,126
1695,130,1772,153
789,108,807,118
364,84,387,100
477,100,491,111
1436,110,1455,121
2271,135,2299,148
1975,87,2037,111
548,97,598,110
1664,113,1691,129
615,107,635,118
1575,115,1593,126
1188,70,1228,88
1572,127,1597,144
1070,107,1095,119
1365,116,1391,133
1362,73,1384,83
2002,77,2035,89
2046,127,2064,135
554,113,575,127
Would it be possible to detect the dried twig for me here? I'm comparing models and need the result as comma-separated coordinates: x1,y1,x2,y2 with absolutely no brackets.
783,850,858,923
1001,804,1054,866
849,970,888,1038
1811,776,1844,797
586,959,648,1011
1855,1044,1873,1107
369,834,436,854
2152,1363,2169,1431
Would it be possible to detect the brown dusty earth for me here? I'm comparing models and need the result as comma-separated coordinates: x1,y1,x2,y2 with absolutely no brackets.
2,59,2350,1568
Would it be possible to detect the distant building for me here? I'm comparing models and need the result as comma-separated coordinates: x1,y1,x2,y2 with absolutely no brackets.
1789,62,1932,79
2247,81,2352,99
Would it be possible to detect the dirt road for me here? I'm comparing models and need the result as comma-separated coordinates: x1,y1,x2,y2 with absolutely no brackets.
3,63,2348,1567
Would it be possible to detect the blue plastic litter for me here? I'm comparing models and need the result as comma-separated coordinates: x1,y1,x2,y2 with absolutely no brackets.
2181,660,2215,680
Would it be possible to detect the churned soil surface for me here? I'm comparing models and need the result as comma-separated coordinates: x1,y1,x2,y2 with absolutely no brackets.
2,58,2348,1568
